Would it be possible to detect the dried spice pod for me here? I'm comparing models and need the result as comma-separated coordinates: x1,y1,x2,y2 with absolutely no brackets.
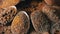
42,5,60,34
0,0,20,8
11,11,30,34
44,0,60,6
31,11,50,34
42,5,60,24
0,6,17,25
51,23,60,34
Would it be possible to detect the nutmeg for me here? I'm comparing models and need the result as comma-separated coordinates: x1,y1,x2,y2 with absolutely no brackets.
11,11,30,34
42,5,60,23
31,11,50,33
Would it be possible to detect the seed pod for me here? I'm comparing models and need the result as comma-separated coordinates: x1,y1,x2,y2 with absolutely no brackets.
42,5,60,24
0,6,17,25
42,5,60,34
11,11,30,34
0,0,20,8
31,11,50,34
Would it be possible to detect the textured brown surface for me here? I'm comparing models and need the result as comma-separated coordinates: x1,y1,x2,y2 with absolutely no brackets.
0,25,3,34
4,26,12,34
51,23,60,34
0,0,60,34
44,0,60,6
30,30,37,34
0,0,20,8
11,11,30,34
42,5,60,24
0,6,17,25
42,4,60,34
31,11,50,34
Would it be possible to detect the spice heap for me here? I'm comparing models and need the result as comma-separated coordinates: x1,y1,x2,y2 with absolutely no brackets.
0,0,60,34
